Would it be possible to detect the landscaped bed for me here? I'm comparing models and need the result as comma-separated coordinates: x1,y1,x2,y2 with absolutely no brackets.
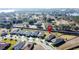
1,39,17,50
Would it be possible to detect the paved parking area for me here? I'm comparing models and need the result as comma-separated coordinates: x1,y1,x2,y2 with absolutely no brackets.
33,44,45,50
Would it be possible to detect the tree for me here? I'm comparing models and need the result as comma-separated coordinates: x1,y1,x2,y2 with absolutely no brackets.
43,17,47,22
23,18,28,22
9,17,16,20
75,26,79,31
28,19,37,25
47,18,55,23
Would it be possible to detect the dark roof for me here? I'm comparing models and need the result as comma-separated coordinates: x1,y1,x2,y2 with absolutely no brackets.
53,39,64,44
30,31,39,37
52,38,65,47
0,42,10,50
1,32,7,36
12,20,23,24
46,34,56,42
11,30,27,36
59,31,79,36
13,41,26,50
0,20,12,24
25,32,32,37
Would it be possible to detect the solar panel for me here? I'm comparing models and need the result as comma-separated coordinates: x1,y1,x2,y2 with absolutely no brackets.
0,42,11,50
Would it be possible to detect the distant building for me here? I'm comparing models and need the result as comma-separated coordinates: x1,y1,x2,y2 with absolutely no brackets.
0,20,12,29
12,19,23,24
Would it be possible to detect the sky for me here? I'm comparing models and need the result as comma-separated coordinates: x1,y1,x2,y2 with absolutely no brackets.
0,0,78,12
0,8,15,13
0,0,79,8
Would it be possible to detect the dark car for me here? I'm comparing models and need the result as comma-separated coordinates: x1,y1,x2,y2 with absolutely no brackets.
52,38,65,47
46,34,56,42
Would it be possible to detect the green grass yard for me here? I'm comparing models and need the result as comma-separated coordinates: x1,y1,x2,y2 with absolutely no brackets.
1,39,17,50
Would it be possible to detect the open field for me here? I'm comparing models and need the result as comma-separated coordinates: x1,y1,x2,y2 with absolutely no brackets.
57,37,79,50
59,34,77,41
